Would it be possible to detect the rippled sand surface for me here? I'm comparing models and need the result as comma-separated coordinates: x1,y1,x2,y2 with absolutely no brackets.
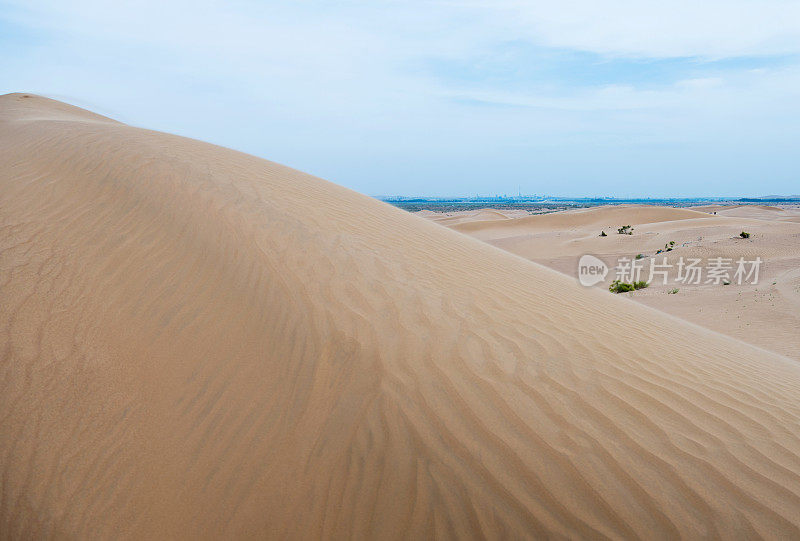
3,93,800,539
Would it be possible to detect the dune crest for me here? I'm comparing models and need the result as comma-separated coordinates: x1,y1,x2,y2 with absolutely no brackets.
3,94,800,539
451,205,714,239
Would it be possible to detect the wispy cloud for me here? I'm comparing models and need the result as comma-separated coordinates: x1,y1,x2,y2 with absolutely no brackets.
464,0,800,58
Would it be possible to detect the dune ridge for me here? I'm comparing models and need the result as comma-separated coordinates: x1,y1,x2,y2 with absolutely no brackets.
3,94,800,539
452,205,713,232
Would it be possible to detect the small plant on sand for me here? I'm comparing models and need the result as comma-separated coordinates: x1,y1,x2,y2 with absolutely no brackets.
609,280,634,293
609,280,649,293
617,225,633,235
600,231,607,237
740,231,751,239
668,288,679,294
636,253,644,260
723,279,731,285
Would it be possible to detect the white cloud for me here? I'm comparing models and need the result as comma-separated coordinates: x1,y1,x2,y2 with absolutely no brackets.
1,0,799,195
476,0,800,58
11,1,799,63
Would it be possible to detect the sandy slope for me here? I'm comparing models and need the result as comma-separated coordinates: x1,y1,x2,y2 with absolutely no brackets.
425,205,800,360
4,94,800,539
452,205,714,239
427,209,514,226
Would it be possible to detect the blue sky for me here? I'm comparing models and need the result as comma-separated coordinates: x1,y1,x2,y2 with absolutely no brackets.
1,0,799,197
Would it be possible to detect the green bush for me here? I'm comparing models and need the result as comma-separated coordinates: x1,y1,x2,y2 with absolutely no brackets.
636,253,644,260
617,225,633,235
609,280,649,293
609,280,634,293
600,231,607,237
740,231,750,239
668,288,679,294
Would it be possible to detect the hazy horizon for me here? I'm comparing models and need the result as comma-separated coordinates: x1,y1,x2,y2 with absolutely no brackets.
376,193,800,200
2,1,799,197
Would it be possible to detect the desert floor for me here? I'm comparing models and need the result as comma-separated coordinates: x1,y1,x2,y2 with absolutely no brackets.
422,204,800,361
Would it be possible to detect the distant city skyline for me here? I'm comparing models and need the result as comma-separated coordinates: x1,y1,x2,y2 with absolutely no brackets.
378,194,800,200
2,1,799,197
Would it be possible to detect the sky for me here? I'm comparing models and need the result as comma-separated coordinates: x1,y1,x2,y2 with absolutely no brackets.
1,0,799,197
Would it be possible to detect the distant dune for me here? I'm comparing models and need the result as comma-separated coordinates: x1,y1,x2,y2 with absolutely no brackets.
423,202,800,360
452,205,713,239
4,93,800,539
430,208,512,226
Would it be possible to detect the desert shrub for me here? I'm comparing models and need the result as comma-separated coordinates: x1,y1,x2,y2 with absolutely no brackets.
740,231,750,239
609,280,649,293
617,225,633,235
600,231,607,237
636,254,644,260
668,288,679,294
609,280,634,293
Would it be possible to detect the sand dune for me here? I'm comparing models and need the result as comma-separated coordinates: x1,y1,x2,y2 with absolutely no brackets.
4,94,800,539
713,206,800,223
690,205,800,222
424,205,800,360
429,208,512,226
452,205,713,240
